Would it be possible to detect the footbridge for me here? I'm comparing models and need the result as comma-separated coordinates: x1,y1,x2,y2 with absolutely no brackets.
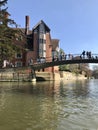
0,54,98,81
31,54,98,70
1,54,98,71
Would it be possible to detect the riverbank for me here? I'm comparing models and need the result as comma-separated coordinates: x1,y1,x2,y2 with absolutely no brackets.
60,71,87,81
0,68,87,82
36,71,87,81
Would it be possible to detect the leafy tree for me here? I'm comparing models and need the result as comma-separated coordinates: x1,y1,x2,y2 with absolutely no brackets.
59,64,80,74
92,65,98,78
59,48,65,55
79,63,92,78
59,64,70,71
59,62,92,77
0,0,24,67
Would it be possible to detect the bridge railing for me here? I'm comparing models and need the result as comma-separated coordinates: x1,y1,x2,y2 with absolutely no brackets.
29,54,98,67
36,54,98,64
1,53,98,70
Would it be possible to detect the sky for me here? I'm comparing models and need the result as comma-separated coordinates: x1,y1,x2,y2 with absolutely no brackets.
7,0,98,55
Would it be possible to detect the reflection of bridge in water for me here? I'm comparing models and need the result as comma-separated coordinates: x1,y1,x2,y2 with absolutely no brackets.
31,54,98,70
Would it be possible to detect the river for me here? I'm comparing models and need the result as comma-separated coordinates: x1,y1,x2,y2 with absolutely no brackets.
0,79,98,130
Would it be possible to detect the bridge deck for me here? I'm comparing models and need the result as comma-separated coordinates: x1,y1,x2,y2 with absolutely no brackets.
31,58,98,70
1,54,98,71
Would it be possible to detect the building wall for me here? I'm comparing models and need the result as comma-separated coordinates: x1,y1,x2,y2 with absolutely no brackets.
12,19,59,72
26,25,59,72
11,37,26,67
46,33,52,62
32,32,39,63
26,32,39,65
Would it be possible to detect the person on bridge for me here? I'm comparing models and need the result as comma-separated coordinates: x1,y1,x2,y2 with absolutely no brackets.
88,51,91,59
82,50,85,59
86,51,92,59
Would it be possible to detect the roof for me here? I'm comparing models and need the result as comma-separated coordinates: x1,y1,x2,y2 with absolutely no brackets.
18,28,32,35
51,39,59,51
32,20,50,31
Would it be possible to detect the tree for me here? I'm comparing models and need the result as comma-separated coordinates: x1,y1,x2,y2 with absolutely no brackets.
58,48,92,77
0,0,24,67
92,65,98,78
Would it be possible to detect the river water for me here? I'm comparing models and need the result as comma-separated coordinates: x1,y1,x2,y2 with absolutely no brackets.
0,79,98,130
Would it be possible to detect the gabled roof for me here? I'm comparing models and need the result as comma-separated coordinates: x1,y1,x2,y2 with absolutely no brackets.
32,20,50,31
51,39,59,51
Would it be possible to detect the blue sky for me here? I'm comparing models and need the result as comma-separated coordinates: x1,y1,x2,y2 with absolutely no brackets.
8,0,98,55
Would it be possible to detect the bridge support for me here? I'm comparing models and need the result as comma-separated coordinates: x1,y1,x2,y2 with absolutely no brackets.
31,69,36,82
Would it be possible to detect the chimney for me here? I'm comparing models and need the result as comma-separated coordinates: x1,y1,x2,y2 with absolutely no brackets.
25,15,30,35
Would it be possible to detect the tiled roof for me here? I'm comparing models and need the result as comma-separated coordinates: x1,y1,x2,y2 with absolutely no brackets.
51,39,59,50
12,27,32,35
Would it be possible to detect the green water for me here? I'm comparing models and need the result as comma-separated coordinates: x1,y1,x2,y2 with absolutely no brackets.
0,80,98,130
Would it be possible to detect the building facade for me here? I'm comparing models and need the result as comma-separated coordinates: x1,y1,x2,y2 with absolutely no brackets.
13,16,59,72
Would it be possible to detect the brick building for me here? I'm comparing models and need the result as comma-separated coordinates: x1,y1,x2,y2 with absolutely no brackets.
13,16,59,72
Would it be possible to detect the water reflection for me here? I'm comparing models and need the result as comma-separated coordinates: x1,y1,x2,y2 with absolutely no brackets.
59,80,90,99
0,80,98,130
0,80,90,98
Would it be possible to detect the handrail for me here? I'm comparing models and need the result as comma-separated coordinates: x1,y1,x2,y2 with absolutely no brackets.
0,54,98,71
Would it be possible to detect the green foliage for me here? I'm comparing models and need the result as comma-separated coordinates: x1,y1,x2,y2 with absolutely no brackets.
92,65,98,78
59,48,65,55
59,63,92,77
59,48,92,77
59,64,80,73
0,0,24,67
59,64,70,71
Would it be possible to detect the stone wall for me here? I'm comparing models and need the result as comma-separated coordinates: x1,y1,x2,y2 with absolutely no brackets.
60,71,87,80
36,72,61,81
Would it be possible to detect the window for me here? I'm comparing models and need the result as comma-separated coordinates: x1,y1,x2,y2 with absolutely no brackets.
16,53,22,59
15,62,22,67
39,39,43,43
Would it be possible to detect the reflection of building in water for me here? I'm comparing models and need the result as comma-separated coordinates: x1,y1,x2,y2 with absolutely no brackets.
8,81,61,128
60,80,89,98
0,92,6,110
34,81,61,125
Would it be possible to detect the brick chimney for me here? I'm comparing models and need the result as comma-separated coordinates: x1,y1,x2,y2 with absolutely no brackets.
25,15,30,35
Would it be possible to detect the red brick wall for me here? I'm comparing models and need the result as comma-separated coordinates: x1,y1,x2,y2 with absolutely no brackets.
11,38,26,66
32,32,39,63
26,32,39,65
45,33,53,72
12,27,59,72
46,33,52,62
